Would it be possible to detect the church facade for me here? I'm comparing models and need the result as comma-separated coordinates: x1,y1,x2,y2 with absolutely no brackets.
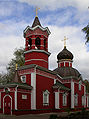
0,16,88,115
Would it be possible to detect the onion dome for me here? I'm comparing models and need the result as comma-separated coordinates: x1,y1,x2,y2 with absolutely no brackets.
57,47,73,60
54,67,82,80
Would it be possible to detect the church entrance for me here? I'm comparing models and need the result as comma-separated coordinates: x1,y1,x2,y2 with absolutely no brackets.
3,95,12,115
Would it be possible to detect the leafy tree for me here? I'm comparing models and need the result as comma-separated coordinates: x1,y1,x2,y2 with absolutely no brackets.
83,79,89,93
6,47,25,82
82,24,89,43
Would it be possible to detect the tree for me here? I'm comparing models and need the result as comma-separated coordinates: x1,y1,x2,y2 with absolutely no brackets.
82,24,89,43
6,47,25,82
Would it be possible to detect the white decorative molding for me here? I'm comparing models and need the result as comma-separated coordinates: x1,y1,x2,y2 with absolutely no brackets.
25,59,48,63
71,80,74,108
15,87,17,110
55,91,59,109
31,72,36,109
24,49,51,56
24,25,51,35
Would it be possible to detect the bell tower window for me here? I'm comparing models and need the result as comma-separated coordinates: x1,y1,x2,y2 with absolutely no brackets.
28,38,32,49
35,37,40,49
44,39,46,49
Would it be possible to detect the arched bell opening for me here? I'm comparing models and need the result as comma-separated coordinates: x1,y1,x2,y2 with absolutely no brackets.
28,38,32,49
35,37,41,49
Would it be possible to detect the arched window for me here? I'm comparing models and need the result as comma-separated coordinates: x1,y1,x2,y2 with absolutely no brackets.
74,93,78,106
28,38,32,48
43,90,50,106
35,37,40,49
63,93,67,106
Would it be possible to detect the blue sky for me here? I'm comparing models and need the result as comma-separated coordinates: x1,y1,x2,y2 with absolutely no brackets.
0,0,89,80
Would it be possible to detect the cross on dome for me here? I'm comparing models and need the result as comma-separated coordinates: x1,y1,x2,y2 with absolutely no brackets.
62,36,68,48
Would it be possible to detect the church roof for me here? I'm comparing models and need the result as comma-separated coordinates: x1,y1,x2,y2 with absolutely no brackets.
57,47,73,60
53,81,70,91
54,67,82,80
11,70,22,83
18,64,56,75
32,16,41,28
0,83,33,90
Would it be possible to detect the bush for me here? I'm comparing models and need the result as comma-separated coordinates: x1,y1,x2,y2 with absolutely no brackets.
49,114,58,119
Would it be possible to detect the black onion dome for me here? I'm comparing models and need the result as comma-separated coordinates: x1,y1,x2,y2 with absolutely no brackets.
54,67,82,80
57,47,73,60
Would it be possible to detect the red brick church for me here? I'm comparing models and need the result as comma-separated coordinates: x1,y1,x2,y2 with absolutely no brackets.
0,15,88,115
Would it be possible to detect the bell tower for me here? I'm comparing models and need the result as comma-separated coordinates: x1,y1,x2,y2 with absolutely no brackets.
23,16,51,69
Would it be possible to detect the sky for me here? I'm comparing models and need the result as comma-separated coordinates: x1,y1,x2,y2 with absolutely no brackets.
0,0,89,80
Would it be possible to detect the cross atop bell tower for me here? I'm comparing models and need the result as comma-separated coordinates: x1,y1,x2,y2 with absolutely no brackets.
23,14,51,69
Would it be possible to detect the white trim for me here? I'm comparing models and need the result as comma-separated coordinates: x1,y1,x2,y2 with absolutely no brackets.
43,90,50,106
71,81,74,108
31,71,36,109
3,95,12,115
24,25,51,35
54,79,56,84
24,49,51,56
15,87,17,110
63,93,67,106
55,91,59,109
25,59,48,63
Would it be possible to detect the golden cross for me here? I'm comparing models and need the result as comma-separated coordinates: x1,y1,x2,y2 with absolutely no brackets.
36,7,40,17
62,36,68,48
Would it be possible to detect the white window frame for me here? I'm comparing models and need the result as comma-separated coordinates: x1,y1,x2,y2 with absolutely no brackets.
43,90,50,106
63,93,67,106
82,95,85,106
21,75,26,83
74,93,78,106
22,94,27,99
79,80,81,90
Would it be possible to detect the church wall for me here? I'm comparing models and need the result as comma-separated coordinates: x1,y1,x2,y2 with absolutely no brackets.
36,74,55,109
26,74,31,85
63,83,71,89
74,82,84,108
25,60,48,69
25,52,48,61
17,89,31,110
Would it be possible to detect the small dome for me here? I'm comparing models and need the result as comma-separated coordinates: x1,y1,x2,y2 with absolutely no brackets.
54,67,82,80
57,47,73,60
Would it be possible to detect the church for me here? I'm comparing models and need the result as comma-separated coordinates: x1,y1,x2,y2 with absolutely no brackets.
0,14,88,115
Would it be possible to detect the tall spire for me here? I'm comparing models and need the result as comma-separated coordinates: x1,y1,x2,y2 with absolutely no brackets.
32,7,41,28
32,16,41,27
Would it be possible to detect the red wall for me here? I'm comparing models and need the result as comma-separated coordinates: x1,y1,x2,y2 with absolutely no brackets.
74,82,84,108
25,52,48,68
17,89,31,110
36,74,55,109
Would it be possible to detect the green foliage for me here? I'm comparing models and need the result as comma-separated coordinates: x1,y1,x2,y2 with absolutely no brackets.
82,24,89,43
6,47,25,82
49,114,58,119
83,79,89,93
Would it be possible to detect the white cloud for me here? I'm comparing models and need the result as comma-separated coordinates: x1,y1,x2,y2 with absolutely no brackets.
18,0,89,11
48,25,89,80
